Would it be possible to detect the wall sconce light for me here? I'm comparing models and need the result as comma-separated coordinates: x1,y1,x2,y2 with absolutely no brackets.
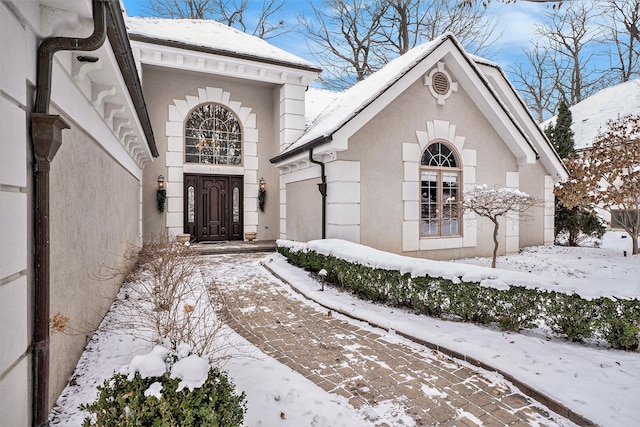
258,177,266,212
157,174,166,213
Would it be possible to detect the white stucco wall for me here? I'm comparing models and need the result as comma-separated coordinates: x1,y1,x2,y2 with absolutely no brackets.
1,3,37,424
49,116,141,407
1,1,152,423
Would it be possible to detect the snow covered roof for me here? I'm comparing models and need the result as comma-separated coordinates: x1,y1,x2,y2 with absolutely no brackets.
291,35,450,152
270,34,453,162
543,79,640,149
304,88,341,128
125,16,320,72
272,32,564,178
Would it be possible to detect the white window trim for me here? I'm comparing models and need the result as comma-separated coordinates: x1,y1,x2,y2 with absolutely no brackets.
402,120,476,252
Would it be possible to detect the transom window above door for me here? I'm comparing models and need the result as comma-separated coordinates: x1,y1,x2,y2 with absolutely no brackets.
185,103,242,165
420,141,462,237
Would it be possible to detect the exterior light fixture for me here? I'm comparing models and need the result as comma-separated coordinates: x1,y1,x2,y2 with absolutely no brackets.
258,177,266,212
157,174,166,213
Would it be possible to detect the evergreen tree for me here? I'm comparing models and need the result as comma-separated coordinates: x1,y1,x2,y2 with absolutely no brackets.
553,100,576,158
547,100,604,246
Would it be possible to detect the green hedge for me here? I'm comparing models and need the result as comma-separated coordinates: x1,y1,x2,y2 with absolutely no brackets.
81,367,246,426
278,246,640,351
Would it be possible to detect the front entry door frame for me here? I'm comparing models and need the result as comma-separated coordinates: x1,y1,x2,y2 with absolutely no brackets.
184,174,243,242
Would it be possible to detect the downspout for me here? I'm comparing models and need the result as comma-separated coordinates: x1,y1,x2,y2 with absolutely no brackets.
31,1,107,426
309,148,327,239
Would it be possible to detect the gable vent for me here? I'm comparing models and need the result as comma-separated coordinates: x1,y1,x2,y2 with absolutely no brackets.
432,72,450,95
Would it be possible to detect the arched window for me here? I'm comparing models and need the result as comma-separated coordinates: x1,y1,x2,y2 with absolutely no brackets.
420,142,462,237
184,104,242,165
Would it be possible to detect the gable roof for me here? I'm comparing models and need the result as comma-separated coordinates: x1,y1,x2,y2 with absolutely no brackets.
271,33,566,182
125,17,321,73
543,79,640,150
272,34,452,162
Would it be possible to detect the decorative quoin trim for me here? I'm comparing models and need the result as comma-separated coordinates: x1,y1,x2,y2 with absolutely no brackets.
164,86,259,236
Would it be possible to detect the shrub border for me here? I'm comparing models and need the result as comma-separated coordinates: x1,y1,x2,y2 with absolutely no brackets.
276,245,640,351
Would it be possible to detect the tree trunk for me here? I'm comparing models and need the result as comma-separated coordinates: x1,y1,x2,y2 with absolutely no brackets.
492,218,499,268
633,232,639,255
569,207,579,246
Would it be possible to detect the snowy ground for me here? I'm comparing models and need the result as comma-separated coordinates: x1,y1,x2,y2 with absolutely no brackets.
49,232,639,427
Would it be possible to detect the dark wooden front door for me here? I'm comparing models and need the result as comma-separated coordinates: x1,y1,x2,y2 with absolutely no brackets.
184,174,243,242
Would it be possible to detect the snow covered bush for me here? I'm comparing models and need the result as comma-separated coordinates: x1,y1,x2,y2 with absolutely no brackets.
545,293,596,342
595,298,640,351
80,346,246,426
278,243,640,350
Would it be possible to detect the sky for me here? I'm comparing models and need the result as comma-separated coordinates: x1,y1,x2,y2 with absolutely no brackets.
120,0,552,72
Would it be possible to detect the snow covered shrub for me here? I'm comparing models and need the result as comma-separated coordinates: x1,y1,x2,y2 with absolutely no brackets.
442,281,496,324
407,276,446,317
553,205,605,247
277,243,640,349
494,287,542,332
545,293,596,342
81,366,246,426
595,298,640,351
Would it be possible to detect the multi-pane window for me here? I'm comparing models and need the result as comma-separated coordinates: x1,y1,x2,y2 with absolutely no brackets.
185,104,242,164
420,142,462,237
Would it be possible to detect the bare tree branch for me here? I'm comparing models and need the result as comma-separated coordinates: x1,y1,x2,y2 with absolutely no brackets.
144,0,291,39
300,0,389,90
536,0,605,105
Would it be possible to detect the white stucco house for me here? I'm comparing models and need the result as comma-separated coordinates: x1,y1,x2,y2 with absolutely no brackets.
273,34,567,260
1,1,567,425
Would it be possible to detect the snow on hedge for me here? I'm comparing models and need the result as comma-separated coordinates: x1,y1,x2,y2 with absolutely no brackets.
277,238,640,300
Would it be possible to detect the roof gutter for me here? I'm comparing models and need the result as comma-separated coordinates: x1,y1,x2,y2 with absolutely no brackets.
31,1,106,425
270,135,333,164
269,136,332,240
309,148,327,239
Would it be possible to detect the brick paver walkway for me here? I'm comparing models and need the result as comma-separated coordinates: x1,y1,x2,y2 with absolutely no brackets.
204,253,571,427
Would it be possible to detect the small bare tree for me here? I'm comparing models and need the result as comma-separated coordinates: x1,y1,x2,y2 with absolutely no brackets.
462,186,539,268
108,234,230,362
555,114,640,255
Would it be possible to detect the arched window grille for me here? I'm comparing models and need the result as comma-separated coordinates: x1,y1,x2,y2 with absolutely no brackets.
185,104,242,165
420,141,462,237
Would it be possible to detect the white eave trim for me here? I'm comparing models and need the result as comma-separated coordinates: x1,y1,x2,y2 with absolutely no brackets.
479,64,568,180
130,40,319,86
